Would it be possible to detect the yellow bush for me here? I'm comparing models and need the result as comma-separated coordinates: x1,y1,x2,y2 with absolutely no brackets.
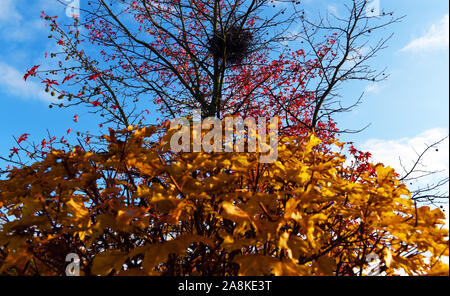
0,126,448,276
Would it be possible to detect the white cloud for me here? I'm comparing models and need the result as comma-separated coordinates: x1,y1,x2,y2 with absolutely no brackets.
1,18,45,41
0,0,41,42
360,128,449,231
344,46,369,67
0,62,53,102
0,0,22,23
361,128,449,175
327,5,339,16
0,0,70,42
401,14,449,53
364,83,385,94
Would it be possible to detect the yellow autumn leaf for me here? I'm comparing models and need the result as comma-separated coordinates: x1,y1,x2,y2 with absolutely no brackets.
91,250,128,275
304,133,322,154
221,201,250,222
142,235,213,274
66,198,89,220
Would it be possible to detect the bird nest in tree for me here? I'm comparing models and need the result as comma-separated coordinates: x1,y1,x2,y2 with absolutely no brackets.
208,24,254,66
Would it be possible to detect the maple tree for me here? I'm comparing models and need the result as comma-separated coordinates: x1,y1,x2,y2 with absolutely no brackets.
0,0,448,276
23,0,401,137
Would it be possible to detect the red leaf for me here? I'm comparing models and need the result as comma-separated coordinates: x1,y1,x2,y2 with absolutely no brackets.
10,147,19,155
91,99,101,107
42,79,59,87
17,133,30,144
24,65,40,81
88,73,102,81
62,74,77,84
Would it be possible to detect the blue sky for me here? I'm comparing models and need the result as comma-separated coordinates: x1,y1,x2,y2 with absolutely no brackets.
0,0,448,182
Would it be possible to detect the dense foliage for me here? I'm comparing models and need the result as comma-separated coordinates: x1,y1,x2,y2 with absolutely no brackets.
1,126,447,275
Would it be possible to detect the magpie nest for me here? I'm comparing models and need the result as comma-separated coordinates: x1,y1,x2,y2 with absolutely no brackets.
208,24,254,66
